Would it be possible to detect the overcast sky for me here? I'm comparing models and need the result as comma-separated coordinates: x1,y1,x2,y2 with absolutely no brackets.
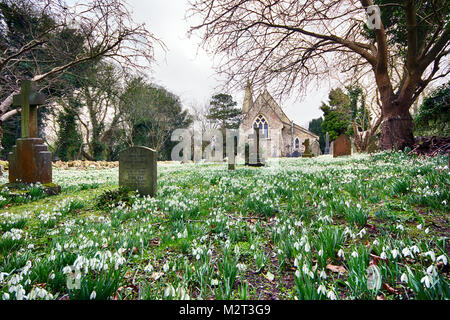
127,0,333,128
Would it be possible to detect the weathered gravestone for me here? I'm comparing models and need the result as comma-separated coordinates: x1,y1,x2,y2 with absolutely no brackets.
8,81,59,193
302,139,313,158
246,128,265,167
311,140,321,157
119,146,157,197
333,134,352,157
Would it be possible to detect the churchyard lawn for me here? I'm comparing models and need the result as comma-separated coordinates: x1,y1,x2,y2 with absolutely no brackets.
0,152,448,300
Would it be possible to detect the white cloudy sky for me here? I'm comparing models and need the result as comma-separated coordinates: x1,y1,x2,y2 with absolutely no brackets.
127,0,333,128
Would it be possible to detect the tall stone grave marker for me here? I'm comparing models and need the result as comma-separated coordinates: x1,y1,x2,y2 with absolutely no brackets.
246,128,265,167
119,146,157,197
8,81,55,188
324,132,330,155
333,134,352,157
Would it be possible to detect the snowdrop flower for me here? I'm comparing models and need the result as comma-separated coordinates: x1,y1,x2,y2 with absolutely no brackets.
2,293,10,300
373,240,379,246
437,255,448,265
400,273,408,283
424,251,436,262
164,284,176,297
411,245,420,254
380,252,387,260
417,224,422,230
425,228,430,234
144,263,153,273
163,262,169,273
426,265,437,277
304,243,310,253
237,263,247,272
421,275,432,288
90,291,96,300
396,224,404,232
317,284,327,295
391,249,400,259
318,249,323,257
295,270,301,278
351,251,358,258
320,270,327,279
327,290,337,300
337,249,345,258
402,247,413,258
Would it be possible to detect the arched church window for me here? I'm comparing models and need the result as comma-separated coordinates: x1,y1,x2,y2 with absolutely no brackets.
295,138,300,149
253,115,269,138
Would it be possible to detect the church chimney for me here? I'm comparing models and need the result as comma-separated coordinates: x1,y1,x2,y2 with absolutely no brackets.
242,80,253,114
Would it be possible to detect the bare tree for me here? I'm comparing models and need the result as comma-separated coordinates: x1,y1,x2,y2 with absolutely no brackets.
0,0,162,149
188,0,449,150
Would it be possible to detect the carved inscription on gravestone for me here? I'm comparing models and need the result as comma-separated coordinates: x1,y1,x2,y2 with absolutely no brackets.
119,147,157,197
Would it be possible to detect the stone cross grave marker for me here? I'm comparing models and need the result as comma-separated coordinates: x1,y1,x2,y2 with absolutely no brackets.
333,134,352,157
302,139,313,158
13,80,45,138
8,80,56,188
119,146,157,197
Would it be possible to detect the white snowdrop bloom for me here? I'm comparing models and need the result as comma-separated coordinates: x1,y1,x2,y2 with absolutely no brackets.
327,290,337,300
421,275,432,288
417,224,422,230
304,243,310,253
424,251,436,262
426,265,437,277
295,270,301,278
380,252,387,260
402,247,413,258
294,242,300,251
163,262,170,272
90,291,96,300
373,240,379,246
411,246,420,254
144,263,153,273
250,245,255,251
320,270,327,279
2,293,10,300
0,272,9,282
211,279,219,286
237,263,247,272
391,249,400,259
400,273,408,283
317,284,327,295
425,228,430,234
437,255,448,265
396,224,404,232
164,284,176,297
49,273,55,280
318,249,323,257
442,200,447,206
357,203,362,210
337,249,345,258
27,244,34,249
351,251,358,258
357,229,366,238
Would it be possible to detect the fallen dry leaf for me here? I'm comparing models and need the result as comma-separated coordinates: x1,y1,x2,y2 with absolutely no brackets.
326,264,347,274
151,272,164,280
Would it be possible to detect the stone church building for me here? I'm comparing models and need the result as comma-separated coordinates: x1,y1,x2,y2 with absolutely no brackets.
239,82,320,157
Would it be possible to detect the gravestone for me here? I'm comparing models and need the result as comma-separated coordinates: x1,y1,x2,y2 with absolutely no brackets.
324,132,330,155
302,139,313,158
311,140,321,157
246,128,265,167
333,134,352,157
8,81,58,193
119,146,157,197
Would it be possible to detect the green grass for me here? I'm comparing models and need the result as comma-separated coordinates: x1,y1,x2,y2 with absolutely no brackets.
0,151,448,300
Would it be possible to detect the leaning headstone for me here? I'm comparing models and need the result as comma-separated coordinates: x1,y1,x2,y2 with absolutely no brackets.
119,146,157,197
333,134,352,157
302,139,313,158
7,81,60,194
324,132,330,155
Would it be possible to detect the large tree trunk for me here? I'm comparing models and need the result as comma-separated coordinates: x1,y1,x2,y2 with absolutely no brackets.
379,101,415,150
